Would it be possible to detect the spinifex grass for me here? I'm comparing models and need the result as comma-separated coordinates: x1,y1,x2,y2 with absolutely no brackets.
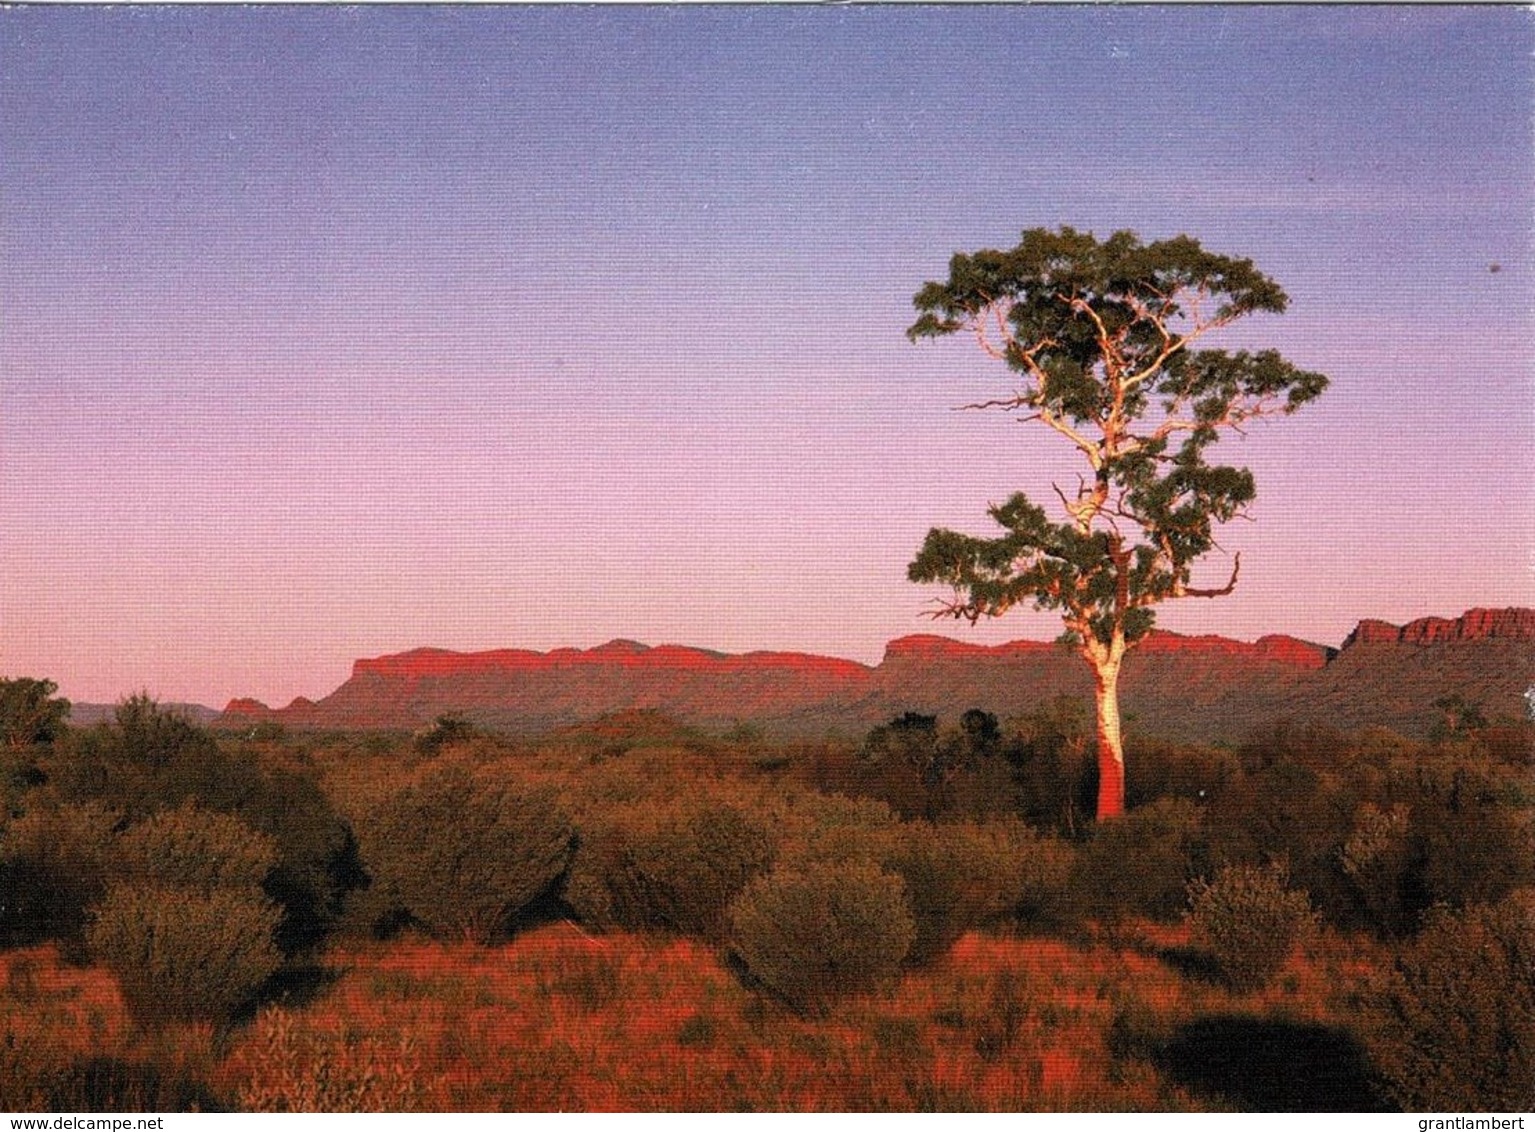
200,919,1383,1111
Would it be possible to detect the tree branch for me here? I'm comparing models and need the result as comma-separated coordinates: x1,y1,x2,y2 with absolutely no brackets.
1176,552,1241,599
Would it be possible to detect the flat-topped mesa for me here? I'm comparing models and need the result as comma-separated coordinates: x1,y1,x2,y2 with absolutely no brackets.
351,641,870,682
885,630,1331,670
1135,630,1332,669
881,635,1058,664
221,697,271,717
1342,607,1535,649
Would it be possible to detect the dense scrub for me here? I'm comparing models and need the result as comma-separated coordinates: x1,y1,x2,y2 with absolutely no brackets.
1,679,1530,1109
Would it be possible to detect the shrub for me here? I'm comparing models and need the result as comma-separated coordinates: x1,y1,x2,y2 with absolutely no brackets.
1339,802,1415,936
1361,890,1535,1111
1068,797,1207,923
116,802,278,894
358,765,573,943
44,696,264,820
620,800,777,941
1186,863,1316,991
0,800,120,950
42,1057,223,1112
88,882,282,1024
729,861,915,1012
881,820,1030,964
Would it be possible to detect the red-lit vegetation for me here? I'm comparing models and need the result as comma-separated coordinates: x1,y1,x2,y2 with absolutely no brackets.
2,681,1532,1111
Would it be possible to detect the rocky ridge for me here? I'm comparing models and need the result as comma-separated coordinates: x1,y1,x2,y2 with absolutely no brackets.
218,607,1533,741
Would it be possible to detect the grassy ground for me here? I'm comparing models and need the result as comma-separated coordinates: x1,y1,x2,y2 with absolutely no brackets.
2,919,1391,1112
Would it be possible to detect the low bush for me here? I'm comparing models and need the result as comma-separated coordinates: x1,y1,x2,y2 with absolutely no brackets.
1361,890,1535,1111
1186,863,1316,991
619,800,777,941
116,802,278,894
358,765,573,943
1069,797,1207,924
87,882,282,1025
728,861,915,1013
0,800,120,950
881,819,1031,964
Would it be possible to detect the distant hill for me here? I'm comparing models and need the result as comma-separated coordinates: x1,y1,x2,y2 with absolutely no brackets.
68,701,221,727
214,608,1534,743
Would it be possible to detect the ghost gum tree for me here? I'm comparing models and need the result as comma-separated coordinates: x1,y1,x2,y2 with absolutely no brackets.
907,228,1328,821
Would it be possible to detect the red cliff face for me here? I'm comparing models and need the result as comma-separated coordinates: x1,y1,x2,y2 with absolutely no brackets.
350,641,869,682
881,635,1058,664
1135,630,1330,669
216,606,1532,738
221,697,271,717
1343,608,1535,649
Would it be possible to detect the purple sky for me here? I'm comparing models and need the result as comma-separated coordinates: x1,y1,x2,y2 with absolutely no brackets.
3,6,1531,708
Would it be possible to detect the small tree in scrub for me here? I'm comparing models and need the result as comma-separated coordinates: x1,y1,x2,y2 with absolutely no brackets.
1362,891,1535,1111
359,764,573,944
88,882,281,1024
728,861,915,1013
1186,863,1316,991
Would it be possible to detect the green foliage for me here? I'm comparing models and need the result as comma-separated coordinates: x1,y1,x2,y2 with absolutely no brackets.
1361,891,1535,1111
1007,696,1095,834
907,227,1327,645
1185,863,1317,991
1203,756,1356,921
1339,802,1416,937
45,695,261,820
116,801,279,894
560,788,777,941
857,709,1022,822
619,800,777,941
0,800,120,950
414,712,481,756
1397,756,1535,911
728,861,915,1013
0,677,70,752
87,882,282,1025
358,764,574,943
881,819,1036,964
1068,798,1207,923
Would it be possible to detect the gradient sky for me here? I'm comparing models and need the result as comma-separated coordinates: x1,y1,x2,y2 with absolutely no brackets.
2,5,1531,708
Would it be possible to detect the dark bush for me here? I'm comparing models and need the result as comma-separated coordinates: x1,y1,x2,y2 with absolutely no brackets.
1006,696,1095,835
728,861,915,1012
88,882,282,1025
1361,890,1535,1111
0,677,70,751
1123,737,1237,809
619,800,777,941
1186,863,1317,991
1068,797,1207,923
1203,758,1356,921
880,819,1031,963
43,1056,224,1112
44,696,264,820
358,764,574,943
0,800,120,950
1403,758,1535,911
